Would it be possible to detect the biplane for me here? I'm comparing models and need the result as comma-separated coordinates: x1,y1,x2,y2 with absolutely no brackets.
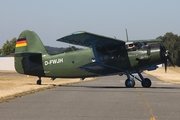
14,30,173,87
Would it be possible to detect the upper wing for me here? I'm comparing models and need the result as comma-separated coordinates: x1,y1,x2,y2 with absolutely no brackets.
128,39,162,43
57,31,125,48
58,31,130,74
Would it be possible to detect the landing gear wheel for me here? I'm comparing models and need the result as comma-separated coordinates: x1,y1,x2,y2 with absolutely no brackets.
125,79,135,88
141,78,151,88
36,79,41,85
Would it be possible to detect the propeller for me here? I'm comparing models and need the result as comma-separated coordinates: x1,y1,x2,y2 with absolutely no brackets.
160,44,175,72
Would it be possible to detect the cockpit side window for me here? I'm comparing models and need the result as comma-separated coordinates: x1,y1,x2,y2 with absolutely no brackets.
126,42,136,51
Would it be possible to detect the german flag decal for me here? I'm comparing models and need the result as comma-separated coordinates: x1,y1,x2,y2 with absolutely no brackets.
16,39,27,47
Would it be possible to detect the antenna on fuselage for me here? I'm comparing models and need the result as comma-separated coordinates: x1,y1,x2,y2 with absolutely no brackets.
126,29,129,42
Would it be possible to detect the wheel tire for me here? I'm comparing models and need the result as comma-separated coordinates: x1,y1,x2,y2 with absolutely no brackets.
141,78,151,88
36,80,41,85
125,79,135,88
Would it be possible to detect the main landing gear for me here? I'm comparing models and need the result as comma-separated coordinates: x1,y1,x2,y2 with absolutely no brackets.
124,70,152,88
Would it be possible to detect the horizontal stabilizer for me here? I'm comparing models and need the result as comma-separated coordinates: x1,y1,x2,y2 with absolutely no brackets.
13,52,41,57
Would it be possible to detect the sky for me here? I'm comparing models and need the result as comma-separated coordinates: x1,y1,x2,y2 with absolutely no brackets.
0,0,180,48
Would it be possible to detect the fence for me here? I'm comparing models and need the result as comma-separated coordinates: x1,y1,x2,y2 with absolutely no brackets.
0,57,15,70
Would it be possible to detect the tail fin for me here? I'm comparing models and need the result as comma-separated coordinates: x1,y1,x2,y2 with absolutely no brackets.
15,30,48,55
14,30,47,76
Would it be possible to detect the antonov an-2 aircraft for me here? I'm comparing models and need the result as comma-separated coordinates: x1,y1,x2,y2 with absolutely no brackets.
14,30,173,88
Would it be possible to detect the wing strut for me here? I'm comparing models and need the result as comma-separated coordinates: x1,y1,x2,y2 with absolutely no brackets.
85,39,100,62
91,44,100,62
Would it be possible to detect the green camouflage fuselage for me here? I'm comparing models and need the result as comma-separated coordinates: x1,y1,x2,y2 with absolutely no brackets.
14,30,162,79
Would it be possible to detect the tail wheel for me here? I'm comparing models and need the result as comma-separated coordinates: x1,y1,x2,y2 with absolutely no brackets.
36,79,41,85
125,79,135,88
36,77,42,85
141,78,151,88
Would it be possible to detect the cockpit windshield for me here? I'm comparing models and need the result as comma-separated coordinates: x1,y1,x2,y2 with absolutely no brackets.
126,42,148,51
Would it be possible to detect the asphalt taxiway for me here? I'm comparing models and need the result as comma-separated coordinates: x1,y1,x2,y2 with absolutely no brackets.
0,74,180,120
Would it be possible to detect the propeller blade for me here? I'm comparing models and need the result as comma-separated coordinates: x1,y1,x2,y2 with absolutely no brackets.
164,56,167,72
167,52,175,67
159,44,174,72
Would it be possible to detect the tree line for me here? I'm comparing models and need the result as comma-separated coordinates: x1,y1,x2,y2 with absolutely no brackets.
0,38,81,56
157,32,180,66
1,32,180,66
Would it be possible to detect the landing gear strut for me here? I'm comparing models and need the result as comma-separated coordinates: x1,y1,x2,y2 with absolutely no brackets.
137,71,151,88
125,70,135,87
36,77,42,85
124,70,152,88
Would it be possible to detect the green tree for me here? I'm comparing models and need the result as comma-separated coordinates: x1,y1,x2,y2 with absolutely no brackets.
157,32,180,66
1,38,17,55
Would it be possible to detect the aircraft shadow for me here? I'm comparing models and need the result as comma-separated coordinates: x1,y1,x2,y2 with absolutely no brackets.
27,83,180,90
62,85,180,90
